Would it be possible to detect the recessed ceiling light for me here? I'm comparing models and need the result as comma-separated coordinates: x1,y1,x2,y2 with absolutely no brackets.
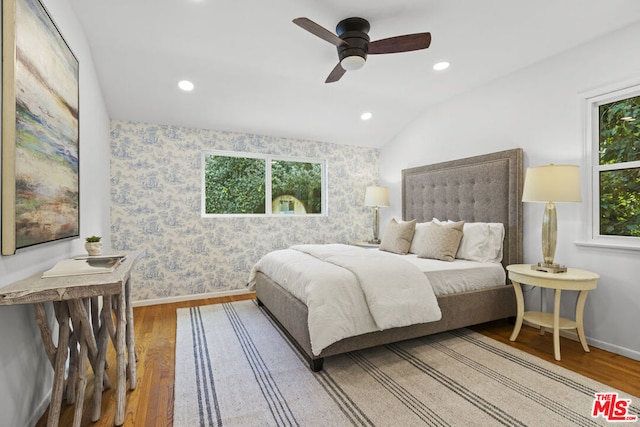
360,112,373,121
433,61,450,71
178,80,194,91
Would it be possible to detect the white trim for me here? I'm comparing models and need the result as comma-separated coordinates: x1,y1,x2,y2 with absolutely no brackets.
598,160,640,172
29,392,53,427
132,289,255,307
524,320,579,342
201,150,328,217
575,240,640,252
524,320,640,361
579,78,640,248
586,336,640,362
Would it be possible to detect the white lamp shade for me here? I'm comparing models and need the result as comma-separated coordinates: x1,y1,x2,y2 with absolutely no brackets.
522,164,581,203
364,186,390,207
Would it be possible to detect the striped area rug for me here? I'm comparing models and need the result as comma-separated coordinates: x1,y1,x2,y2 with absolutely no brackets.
174,300,638,426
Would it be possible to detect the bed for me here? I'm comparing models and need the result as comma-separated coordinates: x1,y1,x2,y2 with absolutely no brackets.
252,148,523,371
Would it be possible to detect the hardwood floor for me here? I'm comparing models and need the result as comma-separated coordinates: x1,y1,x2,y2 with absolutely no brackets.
37,293,640,426
470,321,640,397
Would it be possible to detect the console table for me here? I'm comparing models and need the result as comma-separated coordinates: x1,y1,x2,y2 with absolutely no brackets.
0,251,144,427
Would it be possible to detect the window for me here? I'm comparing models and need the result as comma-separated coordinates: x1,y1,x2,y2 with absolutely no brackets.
202,151,326,216
584,83,640,247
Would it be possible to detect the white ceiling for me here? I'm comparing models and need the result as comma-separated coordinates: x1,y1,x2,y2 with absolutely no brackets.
68,0,640,148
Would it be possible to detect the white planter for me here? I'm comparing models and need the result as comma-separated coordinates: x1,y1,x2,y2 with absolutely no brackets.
85,242,103,256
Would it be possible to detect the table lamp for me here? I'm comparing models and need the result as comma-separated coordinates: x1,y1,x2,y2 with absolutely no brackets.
522,164,581,273
364,186,390,244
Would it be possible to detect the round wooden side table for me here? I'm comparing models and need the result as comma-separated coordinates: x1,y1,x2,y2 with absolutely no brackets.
507,263,599,361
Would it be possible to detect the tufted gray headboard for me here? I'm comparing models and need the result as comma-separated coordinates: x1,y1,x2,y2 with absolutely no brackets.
402,149,523,269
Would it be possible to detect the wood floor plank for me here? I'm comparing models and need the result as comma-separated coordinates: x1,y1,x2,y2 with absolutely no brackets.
36,293,639,426
470,320,640,397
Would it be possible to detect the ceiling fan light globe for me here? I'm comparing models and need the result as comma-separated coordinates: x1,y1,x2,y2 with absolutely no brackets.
340,55,365,71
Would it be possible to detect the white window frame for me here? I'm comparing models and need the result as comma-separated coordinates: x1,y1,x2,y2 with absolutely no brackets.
579,80,640,251
201,150,328,217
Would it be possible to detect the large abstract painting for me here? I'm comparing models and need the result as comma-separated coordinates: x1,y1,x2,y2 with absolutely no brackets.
2,0,79,255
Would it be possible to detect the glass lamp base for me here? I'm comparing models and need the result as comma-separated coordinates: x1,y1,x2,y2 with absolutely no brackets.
531,262,567,273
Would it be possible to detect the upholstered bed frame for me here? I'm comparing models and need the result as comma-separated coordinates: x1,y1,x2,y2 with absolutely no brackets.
255,148,523,371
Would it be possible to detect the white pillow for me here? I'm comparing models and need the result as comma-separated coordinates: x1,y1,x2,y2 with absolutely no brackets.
486,223,505,263
456,222,491,262
432,217,450,225
409,221,433,254
434,218,505,263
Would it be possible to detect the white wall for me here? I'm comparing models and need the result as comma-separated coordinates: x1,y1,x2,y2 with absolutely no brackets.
379,22,640,360
0,0,111,425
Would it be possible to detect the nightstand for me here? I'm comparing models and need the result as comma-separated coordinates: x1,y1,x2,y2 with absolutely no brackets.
507,264,599,361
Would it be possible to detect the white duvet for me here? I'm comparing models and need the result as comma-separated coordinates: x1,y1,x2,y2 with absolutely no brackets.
248,244,442,356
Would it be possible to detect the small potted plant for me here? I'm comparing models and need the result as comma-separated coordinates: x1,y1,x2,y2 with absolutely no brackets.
85,235,103,256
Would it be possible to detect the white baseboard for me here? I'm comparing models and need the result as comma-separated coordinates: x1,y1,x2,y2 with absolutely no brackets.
29,390,52,427
522,320,640,361
522,320,580,342
132,289,255,307
586,336,640,362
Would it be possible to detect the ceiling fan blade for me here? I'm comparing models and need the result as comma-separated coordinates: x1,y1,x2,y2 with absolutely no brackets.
293,17,348,47
368,32,431,54
325,63,346,83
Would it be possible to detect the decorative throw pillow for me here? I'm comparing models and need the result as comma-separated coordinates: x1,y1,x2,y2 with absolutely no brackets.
379,219,416,255
409,221,433,254
418,221,465,262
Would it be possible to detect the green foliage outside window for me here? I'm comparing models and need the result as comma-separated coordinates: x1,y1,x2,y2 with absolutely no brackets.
205,156,266,214
272,160,322,213
204,154,323,215
598,96,640,237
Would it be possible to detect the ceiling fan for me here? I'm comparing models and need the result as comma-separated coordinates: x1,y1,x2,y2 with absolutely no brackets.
293,17,431,83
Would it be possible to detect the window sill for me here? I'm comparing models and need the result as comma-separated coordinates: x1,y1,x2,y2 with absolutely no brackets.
574,240,640,253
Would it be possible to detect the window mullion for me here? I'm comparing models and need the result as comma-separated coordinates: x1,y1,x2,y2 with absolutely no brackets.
591,164,600,240
597,160,640,172
265,157,272,216
202,150,326,217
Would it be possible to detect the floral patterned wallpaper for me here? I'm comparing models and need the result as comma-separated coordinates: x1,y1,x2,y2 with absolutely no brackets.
110,120,379,301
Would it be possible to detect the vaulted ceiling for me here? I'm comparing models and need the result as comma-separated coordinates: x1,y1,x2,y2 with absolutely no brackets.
69,0,640,148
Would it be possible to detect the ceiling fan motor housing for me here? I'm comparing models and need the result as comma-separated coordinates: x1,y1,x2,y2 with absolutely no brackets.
336,17,370,65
